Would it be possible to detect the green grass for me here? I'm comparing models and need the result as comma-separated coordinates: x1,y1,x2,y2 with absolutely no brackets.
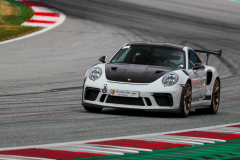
2,0,34,25
0,25,42,41
0,0,42,42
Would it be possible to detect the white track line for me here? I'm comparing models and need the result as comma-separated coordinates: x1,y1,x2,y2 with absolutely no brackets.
139,135,216,143
31,7,56,13
136,137,204,145
203,127,240,131
73,145,139,153
21,23,51,27
147,135,225,142
30,16,60,21
44,145,137,154
0,155,53,160
50,147,124,155
92,145,151,152
203,129,240,134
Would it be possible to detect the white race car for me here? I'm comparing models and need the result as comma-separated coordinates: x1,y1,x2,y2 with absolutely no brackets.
82,42,221,117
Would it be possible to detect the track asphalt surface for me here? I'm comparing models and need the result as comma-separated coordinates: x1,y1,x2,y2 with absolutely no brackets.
0,0,240,149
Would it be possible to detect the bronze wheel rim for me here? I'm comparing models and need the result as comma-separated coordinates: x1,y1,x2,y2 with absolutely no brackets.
184,84,191,114
213,80,220,111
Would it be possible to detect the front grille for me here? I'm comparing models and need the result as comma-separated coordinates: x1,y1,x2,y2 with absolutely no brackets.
100,94,107,102
144,97,152,106
84,87,100,101
106,96,145,106
153,93,173,106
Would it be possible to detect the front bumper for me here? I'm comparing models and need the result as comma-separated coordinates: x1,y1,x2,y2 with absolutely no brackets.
82,79,183,111
82,101,182,112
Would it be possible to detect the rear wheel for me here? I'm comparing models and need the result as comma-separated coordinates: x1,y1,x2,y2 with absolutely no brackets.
195,79,220,114
180,83,192,117
84,105,103,113
209,79,220,114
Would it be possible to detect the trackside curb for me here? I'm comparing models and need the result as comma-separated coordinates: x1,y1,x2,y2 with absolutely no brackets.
0,0,66,45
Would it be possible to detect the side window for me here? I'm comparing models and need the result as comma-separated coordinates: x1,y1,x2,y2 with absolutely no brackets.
188,50,202,69
188,50,196,69
195,53,202,64
116,48,130,62
111,48,130,63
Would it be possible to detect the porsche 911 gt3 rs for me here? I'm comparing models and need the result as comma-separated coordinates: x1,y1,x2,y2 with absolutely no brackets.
82,42,221,117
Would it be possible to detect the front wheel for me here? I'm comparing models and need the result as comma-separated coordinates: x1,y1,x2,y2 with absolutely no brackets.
84,105,103,113
180,83,192,118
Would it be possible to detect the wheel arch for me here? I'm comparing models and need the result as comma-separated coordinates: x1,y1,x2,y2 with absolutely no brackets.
214,76,221,90
211,73,220,92
186,79,192,87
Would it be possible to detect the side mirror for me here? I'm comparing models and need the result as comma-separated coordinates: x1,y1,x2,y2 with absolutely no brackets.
193,63,205,70
98,56,107,63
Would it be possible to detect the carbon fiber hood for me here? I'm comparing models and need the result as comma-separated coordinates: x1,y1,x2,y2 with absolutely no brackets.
105,63,173,83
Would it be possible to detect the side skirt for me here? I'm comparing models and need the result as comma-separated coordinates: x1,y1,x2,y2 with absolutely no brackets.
191,100,211,110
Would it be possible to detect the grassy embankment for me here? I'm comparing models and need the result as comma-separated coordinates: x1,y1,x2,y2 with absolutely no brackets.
0,0,42,42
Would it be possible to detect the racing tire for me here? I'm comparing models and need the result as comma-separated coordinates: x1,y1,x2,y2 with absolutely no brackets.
84,105,103,113
180,82,192,118
195,79,220,114
209,79,220,114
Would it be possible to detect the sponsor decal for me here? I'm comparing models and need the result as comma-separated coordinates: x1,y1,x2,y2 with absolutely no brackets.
110,89,139,98
132,92,138,96
111,90,115,95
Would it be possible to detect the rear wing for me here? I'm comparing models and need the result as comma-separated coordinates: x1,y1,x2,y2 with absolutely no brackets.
194,49,222,65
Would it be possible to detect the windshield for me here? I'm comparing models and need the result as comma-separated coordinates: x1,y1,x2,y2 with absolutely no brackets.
110,45,186,69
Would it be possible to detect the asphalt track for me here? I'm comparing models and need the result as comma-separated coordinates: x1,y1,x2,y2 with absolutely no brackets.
1,0,240,148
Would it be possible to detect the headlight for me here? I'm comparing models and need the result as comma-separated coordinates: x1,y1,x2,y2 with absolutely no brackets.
89,67,102,81
162,73,179,86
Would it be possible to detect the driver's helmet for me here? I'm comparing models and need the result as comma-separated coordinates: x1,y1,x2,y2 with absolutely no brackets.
134,49,150,64
169,52,184,68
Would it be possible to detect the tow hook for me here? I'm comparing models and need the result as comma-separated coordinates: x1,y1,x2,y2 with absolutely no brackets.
102,84,107,93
